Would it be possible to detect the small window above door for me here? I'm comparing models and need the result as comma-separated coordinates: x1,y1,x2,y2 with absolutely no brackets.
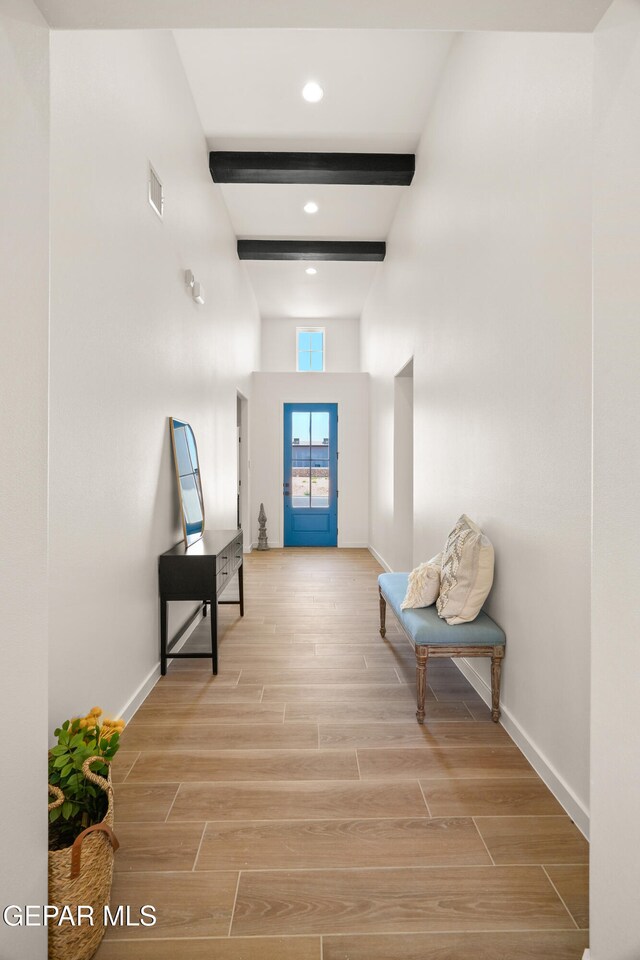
297,327,325,372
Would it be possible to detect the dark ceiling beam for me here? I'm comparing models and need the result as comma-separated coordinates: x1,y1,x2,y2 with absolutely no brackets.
237,240,386,262
210,152,415,186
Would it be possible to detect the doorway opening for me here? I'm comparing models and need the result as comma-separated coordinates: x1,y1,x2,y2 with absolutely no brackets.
236,392,249,545
394,358,414,570
283,403,338,547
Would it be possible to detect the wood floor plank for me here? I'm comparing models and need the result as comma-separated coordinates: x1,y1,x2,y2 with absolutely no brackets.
113,822,205,872
134,703,285,724
319,722,509,749
231,866,573,936
268,623,397,634
156,669,241,683
113,783,179,822
358,746,536,780
429,686,484,703
545,865,589,928
322,930,590,960
102,871,238,940
96,937,322,960
262,684,427,702
474,817,589,865
169,781,429,821
316,643,412,656
237,667,399,684
122,722,318,751
285,702,473,723
224,643,364,668
128,749,359,783
142,684,264,705
226,653,368,669
420,778,566,817
218,643,318,654
110,751,140,783
196,817,490,871
259,631,402,644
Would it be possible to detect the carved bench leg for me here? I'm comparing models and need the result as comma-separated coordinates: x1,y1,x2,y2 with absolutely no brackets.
415,646,428,724
379,588,386,638
491,649,504,722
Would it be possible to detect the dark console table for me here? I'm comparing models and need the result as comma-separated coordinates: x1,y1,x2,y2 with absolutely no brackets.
159,529,244,675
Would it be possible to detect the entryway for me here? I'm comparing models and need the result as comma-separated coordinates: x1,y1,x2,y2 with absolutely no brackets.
283,403,338,546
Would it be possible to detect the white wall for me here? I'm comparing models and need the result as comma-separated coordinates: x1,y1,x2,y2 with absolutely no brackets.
361,32,593,830
261,316,360,373
393,362,414,570
0,2,49,957
250,373,369,548
48,30,260,728
591,2,640,956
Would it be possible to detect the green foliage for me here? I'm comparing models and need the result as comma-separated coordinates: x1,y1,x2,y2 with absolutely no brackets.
48,711,124,850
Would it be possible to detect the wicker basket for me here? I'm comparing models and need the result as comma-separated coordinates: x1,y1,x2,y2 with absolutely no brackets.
48,757,119,960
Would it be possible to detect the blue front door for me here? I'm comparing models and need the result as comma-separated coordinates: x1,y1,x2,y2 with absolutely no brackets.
284,403,338,547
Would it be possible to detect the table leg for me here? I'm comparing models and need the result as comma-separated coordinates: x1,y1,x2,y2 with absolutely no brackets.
239,561,245,617
160,598,168,676
211,597,218,675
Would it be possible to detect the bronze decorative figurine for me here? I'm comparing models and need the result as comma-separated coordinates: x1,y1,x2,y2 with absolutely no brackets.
257,503,269,551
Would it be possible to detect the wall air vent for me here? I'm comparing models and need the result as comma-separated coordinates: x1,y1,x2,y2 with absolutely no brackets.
148,163,164,219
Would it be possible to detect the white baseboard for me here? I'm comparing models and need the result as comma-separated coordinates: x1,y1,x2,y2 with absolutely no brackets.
117,607,205,724
117,662,161,725
454,658,590,839
249,540,369,550
582,950,590,959
368,544,392,572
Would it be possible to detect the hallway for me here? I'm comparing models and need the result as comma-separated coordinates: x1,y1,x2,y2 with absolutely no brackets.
98,549,588,959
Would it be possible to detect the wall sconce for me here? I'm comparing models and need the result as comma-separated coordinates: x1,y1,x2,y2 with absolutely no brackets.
185,269,205,305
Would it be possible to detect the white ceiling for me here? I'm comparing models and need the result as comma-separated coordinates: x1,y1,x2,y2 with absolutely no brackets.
222,184,406,242
35,0,614,32
175,31,453,153
173,30,452,322
242,260,380,322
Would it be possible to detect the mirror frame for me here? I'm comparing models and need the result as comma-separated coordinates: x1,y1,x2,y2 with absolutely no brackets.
169,417,205,546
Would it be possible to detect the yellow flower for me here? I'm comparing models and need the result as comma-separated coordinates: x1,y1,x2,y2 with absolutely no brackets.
90,707,102,717
78,719,87,729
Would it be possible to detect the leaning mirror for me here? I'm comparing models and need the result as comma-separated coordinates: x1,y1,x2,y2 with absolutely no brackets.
169,418,204,546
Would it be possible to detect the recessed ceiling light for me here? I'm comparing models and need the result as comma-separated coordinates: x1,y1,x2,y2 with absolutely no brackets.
305,267,317,276
302,81,323,103
304,201,319,215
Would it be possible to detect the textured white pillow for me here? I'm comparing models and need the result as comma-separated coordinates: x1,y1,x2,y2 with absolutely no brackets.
436,515,494,625
401,553,443,610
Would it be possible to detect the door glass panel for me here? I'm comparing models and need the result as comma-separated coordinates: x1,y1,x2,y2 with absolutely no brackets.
291,411,311,508
311,411,330,508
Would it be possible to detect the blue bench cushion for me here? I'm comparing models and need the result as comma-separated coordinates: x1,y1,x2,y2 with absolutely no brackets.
379,572,505,647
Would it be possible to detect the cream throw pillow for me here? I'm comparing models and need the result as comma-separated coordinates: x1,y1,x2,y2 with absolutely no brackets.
436,515,494,624
401,553,443,610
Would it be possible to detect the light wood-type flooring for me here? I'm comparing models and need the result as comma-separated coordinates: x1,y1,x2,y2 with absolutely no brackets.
95,548,589,960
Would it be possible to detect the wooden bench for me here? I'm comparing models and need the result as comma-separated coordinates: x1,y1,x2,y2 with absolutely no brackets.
378,573,506,724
